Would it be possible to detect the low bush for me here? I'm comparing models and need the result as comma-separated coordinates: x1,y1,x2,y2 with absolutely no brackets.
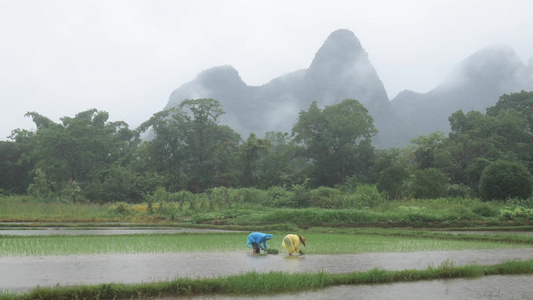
499,206,533,221
309,187,342,208
342,184,384,209
267,186,294,208
472,202,499,217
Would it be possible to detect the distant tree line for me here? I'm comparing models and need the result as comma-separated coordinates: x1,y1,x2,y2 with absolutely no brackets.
1,92,533,203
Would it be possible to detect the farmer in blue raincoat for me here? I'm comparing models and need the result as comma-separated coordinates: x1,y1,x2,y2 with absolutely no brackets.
247,232,273,254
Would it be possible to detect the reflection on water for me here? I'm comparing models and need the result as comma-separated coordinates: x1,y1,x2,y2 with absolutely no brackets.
0,227,240,236
1,249,532,293
1,226,532,297
447,230,533,236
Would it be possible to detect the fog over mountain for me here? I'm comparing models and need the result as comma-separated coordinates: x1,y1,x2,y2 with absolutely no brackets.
164,29,533,148
165,29,414,149
391,44,533,136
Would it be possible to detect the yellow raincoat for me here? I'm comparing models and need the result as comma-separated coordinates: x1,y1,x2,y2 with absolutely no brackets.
282,234,306,255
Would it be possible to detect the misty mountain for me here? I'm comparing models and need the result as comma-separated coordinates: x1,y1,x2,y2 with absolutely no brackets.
164,30,533,149
165,29,415,149
391,44,533,136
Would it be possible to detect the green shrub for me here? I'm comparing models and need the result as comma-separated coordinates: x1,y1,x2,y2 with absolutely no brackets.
499,206,533,220
27,168,53,201
168,190,195,203
240,188,268,206
446,184,472,198
258,208,380,226
114,202,131,215
309,187,342,208
343,185,383,209
151,187,170,202
267,186,294,208
207,187,246,207
291,184,310,208
479,160,533,201
84,167,160,203
471,202,499,217
377,164,410,200
395,206,435,222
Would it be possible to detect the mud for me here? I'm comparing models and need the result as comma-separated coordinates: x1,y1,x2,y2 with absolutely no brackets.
1,248,532,293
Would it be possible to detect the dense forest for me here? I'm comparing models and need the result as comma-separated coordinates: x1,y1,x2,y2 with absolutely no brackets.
1,91,533,204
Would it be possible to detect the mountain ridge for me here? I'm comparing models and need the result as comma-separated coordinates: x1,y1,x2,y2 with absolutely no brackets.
163,29,532,148
165,29,414,148
391,44,533,136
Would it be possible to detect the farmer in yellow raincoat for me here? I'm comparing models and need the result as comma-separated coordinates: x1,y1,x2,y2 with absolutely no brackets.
282,234,306,255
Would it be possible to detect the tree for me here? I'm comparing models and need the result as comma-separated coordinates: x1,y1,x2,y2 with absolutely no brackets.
179,99,241,191
486,90,533,135
376,163,410,200
138,108,188,191
26,109,140,202
27,168,51,200
367,148,405,184
410,131,446,169
411,168,448,199
292,99,377,187
138,99,241,192
240,133,270,187
0,131,34,194
437,108,532,192
83,166,162,203
260,131,307,188
479,160,533,201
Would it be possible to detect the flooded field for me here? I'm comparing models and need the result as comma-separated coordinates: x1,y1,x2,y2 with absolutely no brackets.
1,248,532,293
175,275,533,300
447,230,533,236
0,227,238,236
1,226,532,298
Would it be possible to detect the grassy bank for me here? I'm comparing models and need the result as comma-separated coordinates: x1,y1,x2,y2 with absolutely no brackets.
1,193,532,228
2,259,532,300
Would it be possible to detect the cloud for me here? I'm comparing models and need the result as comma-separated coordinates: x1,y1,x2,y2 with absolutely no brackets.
1,0,532,140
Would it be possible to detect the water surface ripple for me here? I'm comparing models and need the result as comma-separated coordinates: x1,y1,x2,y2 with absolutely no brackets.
1,248,532,293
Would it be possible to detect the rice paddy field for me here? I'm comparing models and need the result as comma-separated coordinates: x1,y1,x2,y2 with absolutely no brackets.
1,231,532,256
1,194,532,299
0,227,532,299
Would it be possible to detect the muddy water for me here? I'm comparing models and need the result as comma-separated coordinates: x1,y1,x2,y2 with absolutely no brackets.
173,275,533,300
1,226,531,237
1,249,532,293
447,230,533,236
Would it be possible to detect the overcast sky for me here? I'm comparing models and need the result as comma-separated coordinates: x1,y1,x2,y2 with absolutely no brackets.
1,0,532,141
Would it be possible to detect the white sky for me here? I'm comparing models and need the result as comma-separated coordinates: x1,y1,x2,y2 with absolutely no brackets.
1,0,532,141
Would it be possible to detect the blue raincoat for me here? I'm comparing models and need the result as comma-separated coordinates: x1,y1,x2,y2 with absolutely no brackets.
247,232,273,250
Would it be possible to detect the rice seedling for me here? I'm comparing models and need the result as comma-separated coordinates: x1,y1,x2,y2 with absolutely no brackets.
266,248,279,254
0,231,529,256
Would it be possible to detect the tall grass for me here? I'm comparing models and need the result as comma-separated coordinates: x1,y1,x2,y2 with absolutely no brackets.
2,259,532,300
231,207,487,227
2,190,532,226
0,201,117,222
